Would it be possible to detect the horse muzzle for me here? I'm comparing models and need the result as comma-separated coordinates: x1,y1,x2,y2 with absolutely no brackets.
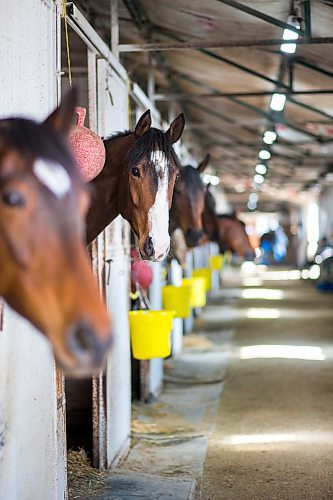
64,320,113,377
185,228,203,248
140,236,170,262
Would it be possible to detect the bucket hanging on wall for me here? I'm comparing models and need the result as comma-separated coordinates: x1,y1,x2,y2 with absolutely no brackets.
193,268,212,291
182,277,206,308
162,284,192,318
209,254,224,271
68,107,105,182
129,310,174,360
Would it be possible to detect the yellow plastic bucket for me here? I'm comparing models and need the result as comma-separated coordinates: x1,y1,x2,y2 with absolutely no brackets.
162,284,192,318
193,268,212,291
182,277,206,308
129,310,174,360
209,254,224,271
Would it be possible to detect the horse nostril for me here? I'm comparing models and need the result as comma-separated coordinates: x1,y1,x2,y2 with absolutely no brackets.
185,228,203,247
144,237,155,258
67,321,110,366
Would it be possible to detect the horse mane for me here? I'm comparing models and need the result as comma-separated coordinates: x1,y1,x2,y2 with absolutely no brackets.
205,188,216,212
218,213,246,227
0,118,79,177
180,165,204,190
103,130,131,142
104,127,180,172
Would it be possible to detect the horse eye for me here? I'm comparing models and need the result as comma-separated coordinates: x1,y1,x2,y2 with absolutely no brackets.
175,173,180,181
1,190,26,207
131,167,140,177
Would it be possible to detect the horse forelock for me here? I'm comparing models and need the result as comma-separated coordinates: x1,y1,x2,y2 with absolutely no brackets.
180,165,204,191
126,127,179,173
0,118,79,180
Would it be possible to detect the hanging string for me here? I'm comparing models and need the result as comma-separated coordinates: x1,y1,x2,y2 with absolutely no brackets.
62,0,72,87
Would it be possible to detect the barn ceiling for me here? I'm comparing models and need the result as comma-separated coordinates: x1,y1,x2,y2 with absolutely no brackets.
71,0,333,211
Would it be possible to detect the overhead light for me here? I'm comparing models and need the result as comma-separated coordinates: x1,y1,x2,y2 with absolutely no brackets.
202,173,220,186
249,192,258,203
281,16,300,54
263,130,277,145
270,93,286,112
259,149,271,160
255,164,267,175
254,174,264,184
247,200,257,211
253,174,265,185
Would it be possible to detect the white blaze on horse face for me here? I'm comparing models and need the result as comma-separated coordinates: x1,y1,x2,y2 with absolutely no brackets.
148,150,170,260
33,159,71,198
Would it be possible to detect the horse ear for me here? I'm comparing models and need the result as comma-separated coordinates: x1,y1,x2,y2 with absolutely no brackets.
135,110,152,137
43,88,77,135
166,113,185,144
197,154,210,173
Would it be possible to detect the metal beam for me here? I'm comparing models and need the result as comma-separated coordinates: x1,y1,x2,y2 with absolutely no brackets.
118,37,333,52
215,0,305,36
153,89,333,100
157,31,290,89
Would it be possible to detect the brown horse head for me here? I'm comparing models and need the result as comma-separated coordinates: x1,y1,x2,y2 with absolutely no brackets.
0,91,112,377
202,184,220,242
217,214,255,260
170,154,209,247
89,110,185,261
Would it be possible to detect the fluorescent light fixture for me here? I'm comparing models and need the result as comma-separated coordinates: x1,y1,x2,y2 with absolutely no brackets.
210,175,220,186
255,164,267,175
281,16,300,54
263,130,277,145
249,192,258,202
247,200,257,211
202,174,220,186
259,149,271,160
270,93,286,112
253,174,264,184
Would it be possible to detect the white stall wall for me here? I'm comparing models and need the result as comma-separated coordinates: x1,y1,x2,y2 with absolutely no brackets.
319,185,333,242
97,60,132,466
0,1,62,498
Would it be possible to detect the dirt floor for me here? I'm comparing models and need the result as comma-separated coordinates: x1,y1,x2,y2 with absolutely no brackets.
68,266,333,499
203,267,333,500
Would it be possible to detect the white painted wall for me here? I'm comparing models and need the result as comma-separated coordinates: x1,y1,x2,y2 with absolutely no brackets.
97,60,132,466
0,1,62,498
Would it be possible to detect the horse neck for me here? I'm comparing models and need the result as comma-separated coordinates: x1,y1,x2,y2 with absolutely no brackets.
203,205,219,241
86,133,134,243
217,217,232,251
169,193,181,233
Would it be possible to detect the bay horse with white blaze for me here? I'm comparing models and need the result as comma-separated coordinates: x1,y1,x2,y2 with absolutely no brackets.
203,187,255,260
170,154,210,248
86,110,185,261
0,91,111,377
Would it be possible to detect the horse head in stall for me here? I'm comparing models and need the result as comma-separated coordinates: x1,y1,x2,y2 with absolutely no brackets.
202,186,255,260
170,154,210,248
202,184,220,242
0,91,112,377
217,215,255,260
86,110,185,261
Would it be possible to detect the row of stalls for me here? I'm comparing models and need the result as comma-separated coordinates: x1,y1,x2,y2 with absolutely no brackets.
0,2,222,498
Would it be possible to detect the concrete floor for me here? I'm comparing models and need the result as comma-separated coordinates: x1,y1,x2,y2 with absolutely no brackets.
204,266,333,499
69,266,333,499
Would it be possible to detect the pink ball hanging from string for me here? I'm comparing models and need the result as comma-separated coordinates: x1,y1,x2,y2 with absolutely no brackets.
68,107,105,182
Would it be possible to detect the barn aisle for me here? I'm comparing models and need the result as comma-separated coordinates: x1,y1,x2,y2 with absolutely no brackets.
203,266,333,499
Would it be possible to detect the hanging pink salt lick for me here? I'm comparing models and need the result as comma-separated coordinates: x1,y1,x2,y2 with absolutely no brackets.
68,107,105,182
